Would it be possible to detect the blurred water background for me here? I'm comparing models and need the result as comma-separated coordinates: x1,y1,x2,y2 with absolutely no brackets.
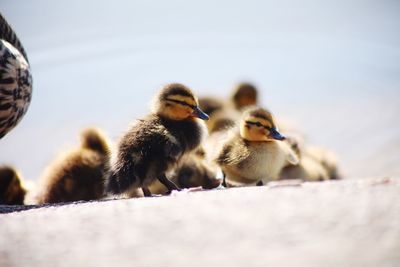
1,0,399,182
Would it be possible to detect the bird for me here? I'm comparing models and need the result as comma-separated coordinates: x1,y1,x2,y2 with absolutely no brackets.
280,155,329,181
231,82,307,137
304,145,341,180
173,151,221,190
198,97,225,118
106,83,209,197
206,107,240,134
279,136,329,181
198,82,257,131
198,82,258,117
230,82,258,110
0,12,32,139
174,147,221,190
214,106,299,187
0,165,27,205
31,127,111,204
147,147,221,195
198,96,229,132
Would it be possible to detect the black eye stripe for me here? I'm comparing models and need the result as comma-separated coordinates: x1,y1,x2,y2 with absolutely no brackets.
166,98,195,109
245,121,271,130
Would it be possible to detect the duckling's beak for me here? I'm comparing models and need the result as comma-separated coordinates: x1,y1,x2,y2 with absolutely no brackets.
192,106,209,120
269,128,286,141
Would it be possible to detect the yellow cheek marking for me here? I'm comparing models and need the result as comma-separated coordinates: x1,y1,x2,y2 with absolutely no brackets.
165,104,191,120
175,106,191,117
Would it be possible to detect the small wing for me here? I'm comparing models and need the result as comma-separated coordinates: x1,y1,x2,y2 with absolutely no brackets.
164,139,183,161
215,138,250,166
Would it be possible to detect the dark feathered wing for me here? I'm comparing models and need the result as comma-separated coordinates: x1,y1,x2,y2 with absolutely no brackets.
215,137,250,166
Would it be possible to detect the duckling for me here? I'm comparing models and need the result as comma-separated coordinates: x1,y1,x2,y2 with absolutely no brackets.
230,82,258,110
230,82,304,136
147,147,221,195
198,97,225,118
280,156,329,181
279,136,329,181
33,127,110,204
106,83,209,197
198,96,228,132
198,83,257,132
304,146,341,180
0,165,27,205
0,13,32,138
215,107,299,187
173,152,221,190
206,108,240,134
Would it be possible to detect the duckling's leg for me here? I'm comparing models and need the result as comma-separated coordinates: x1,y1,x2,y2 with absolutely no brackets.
158,174,180,194
222,172,227,187
142,187,152,197
256,180,263,186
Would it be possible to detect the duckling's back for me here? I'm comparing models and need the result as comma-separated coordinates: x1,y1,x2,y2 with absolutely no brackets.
280,155,329,181
38,150,107,203
80,127,110,155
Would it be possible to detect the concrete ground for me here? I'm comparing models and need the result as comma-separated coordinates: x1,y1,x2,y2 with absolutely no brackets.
1,177,399,267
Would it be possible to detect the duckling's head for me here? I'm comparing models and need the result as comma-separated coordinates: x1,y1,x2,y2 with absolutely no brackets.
285,135,304,159
154,83,209,121
240,107,285,142
79,127,111,155
0,165,27,204
231,82,258,110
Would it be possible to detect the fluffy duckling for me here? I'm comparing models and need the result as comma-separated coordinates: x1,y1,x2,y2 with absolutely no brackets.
106,83,209,197
198,97,225,118
215,107,299,187
198,82,257,132
230,82,258,110
171,153,221,190
207,108,240,134
173,153,221,190
280,156,329,181
198,97,228,132
0,165,27,205
230,82,303,135
279,137,329,181
147,147,221,195
305,146,341,180
33,127,110,204
0,13,32,139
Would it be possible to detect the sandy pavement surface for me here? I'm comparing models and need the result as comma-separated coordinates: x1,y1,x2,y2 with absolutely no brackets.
1,178,399,267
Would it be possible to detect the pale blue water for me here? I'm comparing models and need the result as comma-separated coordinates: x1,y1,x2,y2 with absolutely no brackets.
1,0,400,181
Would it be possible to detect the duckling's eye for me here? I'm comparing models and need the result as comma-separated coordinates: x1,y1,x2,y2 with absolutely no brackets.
166,98,195,109
245,121,264,128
